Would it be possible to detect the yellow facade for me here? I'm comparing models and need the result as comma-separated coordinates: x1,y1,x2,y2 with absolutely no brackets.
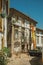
31,24,36,49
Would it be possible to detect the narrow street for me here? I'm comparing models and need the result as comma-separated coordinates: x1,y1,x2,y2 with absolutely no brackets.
7,53,43,65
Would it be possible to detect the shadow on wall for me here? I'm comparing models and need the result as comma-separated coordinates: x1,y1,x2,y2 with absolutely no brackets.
29,57,43,65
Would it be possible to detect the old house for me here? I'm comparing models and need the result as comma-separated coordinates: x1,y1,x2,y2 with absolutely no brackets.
7,8,37,54
0,0,43,56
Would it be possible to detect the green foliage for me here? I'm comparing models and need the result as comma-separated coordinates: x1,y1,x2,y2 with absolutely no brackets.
2,47,11,57
0,51,8,65
2,47,9,54
0,13,6,18
0,47,11,65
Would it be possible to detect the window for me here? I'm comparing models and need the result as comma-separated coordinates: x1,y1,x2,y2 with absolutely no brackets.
14,26,20,40
21,31,24,42
0,0,2,10
41,37,43,44
6,0,8,15
14,26,21,48
14,29,18,40
2,0,6,15
36,31,39,34
21,28,25,44
36,36,39,44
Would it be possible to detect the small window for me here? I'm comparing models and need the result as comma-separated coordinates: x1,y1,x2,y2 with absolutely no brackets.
14,29,18,40
41,37,43,44
36,36,39,44
36,31,39,34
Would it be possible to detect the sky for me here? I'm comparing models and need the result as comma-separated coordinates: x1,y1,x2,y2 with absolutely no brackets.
10,0,43,29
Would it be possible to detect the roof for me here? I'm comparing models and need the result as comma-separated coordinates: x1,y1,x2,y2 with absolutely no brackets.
36,28,43,32
9,8,37,25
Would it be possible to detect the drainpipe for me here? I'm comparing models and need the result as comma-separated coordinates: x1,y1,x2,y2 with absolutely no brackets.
29,23,31,50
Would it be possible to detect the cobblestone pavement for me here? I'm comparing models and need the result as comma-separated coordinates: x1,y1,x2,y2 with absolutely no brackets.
7,53,43,65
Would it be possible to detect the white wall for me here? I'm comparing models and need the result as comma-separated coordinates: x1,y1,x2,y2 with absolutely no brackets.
36,33,43,48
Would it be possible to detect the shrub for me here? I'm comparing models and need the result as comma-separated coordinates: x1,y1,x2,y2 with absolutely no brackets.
2,47,11,57
0,51,8,65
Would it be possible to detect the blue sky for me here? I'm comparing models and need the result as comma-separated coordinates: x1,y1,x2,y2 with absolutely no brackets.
10,0,43,29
